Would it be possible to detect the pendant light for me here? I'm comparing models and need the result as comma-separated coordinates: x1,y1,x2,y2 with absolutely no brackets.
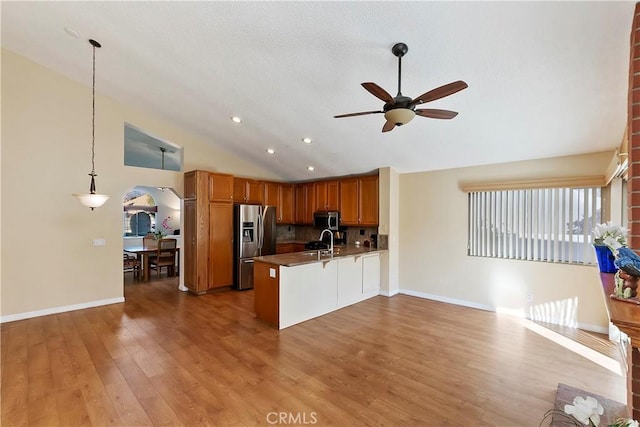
73,39,109,210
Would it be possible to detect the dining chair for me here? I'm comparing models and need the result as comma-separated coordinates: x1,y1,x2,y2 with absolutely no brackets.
143,236,157,249
149,238,177,279
123,252,141,281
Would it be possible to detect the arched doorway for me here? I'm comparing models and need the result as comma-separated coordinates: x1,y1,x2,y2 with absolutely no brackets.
123,186,182,285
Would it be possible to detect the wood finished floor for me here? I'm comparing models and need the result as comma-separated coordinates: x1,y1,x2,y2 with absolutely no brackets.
1,276,627,426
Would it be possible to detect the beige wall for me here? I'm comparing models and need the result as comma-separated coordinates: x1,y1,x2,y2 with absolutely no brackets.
1,49,280,319
378,167,400,295
399,151,614,332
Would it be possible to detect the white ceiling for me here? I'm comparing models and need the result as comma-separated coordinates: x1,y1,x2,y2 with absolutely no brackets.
1,1,634,181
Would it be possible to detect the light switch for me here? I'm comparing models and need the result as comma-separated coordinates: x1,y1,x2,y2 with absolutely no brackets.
92,238,106,247
269,268,276,278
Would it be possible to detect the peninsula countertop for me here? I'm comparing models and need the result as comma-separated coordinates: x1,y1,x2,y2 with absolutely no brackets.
254,245,386,267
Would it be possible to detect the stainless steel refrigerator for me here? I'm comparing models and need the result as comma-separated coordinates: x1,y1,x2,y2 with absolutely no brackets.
233,204,276,290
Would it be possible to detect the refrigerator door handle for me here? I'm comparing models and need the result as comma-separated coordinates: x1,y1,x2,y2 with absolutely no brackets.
257,214,263,251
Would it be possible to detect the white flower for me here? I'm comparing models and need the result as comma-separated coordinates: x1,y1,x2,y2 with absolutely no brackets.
603,235,624,250
564,396,603,426
593,222,628,247
629,420,640,427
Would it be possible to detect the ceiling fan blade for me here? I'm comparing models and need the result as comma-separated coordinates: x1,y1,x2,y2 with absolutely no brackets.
361,82,395,104
415,109,459,119
334,110,383,118
382,121,396,132
410,80,468,106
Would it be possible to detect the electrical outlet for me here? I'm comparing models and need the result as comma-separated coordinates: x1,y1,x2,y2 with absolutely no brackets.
360,229,365,236
92,238,106,247
526,293,533,303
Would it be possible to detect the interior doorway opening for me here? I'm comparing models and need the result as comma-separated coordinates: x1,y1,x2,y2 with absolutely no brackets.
123,185,183,286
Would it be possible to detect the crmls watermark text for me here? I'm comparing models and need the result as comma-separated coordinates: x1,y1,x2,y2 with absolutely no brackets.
266,412,318,425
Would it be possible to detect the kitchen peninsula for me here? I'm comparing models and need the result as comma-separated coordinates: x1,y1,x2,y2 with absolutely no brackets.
253,246,386,329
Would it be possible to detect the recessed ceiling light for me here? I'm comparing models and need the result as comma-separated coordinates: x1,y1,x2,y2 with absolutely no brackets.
231,116,242,123
266,148,275,154
307,166,315,171
302,137,312,144
64,27,80,38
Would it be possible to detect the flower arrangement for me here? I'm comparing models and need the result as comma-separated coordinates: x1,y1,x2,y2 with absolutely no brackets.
593,222,628,251
540,396,637,426
153,216,173,240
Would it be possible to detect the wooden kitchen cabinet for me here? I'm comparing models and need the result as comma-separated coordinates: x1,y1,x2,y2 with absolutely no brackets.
209,202,233,288
277,184,296,224
184,171,210,294
314,180,339,211
339,175,378,226
263,181,294,224
209,173,234,202
295,182,315,224
263,181,279,206
184,198,207,293
276,242,307,254
184,170,233,294
234,177,264,204
339,178,359,225
358,175,379,226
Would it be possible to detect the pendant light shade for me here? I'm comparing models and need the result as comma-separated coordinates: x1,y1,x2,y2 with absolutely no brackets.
73,39,109,210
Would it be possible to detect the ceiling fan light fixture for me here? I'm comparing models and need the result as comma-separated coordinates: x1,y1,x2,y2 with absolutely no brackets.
384,108,415,126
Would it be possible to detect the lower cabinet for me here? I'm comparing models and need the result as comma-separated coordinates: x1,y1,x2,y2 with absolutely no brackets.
276,242,308,254
337,253,381,308
254,252,382,329
280,261,338,329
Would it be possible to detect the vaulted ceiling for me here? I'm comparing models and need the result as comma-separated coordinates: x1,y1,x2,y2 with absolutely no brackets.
1,1,634,181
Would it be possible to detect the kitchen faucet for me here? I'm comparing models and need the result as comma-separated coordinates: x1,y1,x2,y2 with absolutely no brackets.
319,229,334,256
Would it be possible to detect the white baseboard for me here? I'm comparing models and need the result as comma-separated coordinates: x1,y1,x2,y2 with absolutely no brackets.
400,289,495,312
396,289,608,334
379,288,400,297
0,297,125,323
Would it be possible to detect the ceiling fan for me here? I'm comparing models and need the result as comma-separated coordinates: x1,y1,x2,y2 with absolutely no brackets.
334,42,468,133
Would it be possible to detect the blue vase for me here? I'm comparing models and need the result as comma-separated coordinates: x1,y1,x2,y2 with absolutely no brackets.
594,245,617,273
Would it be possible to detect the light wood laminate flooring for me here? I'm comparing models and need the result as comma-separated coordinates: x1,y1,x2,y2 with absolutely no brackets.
1,277,627,426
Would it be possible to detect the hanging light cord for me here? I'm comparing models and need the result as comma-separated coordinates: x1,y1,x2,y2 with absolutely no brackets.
90,41,96,178
87,39,101,194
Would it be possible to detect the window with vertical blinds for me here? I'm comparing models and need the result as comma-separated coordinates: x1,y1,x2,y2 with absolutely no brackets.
468,187,602,264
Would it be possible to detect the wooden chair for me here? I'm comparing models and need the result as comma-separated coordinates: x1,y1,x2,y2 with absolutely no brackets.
143,236,157,249
149,238,177,279
123,252,141,280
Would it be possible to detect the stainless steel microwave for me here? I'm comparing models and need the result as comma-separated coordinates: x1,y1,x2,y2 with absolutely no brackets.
313,211,340,230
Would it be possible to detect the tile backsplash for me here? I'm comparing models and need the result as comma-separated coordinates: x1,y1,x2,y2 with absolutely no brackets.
288,225,379,245
276,225,296,241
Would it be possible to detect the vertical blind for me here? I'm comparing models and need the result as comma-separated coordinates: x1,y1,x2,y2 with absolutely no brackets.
468,187,601,264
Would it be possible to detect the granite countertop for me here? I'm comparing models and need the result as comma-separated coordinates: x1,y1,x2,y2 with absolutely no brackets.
255,245,386,267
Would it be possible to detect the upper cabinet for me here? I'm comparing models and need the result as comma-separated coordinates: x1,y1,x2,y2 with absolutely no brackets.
234,178,264,205
314,180,339,211
339,178,359,225
209,173,234,203
295,182,315,225
263,181,279,207
358,175,379,226
231,172,378,226
339,175,378,226
277,184,296,224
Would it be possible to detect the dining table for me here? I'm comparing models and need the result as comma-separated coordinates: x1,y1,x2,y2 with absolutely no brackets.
124,244,180,281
